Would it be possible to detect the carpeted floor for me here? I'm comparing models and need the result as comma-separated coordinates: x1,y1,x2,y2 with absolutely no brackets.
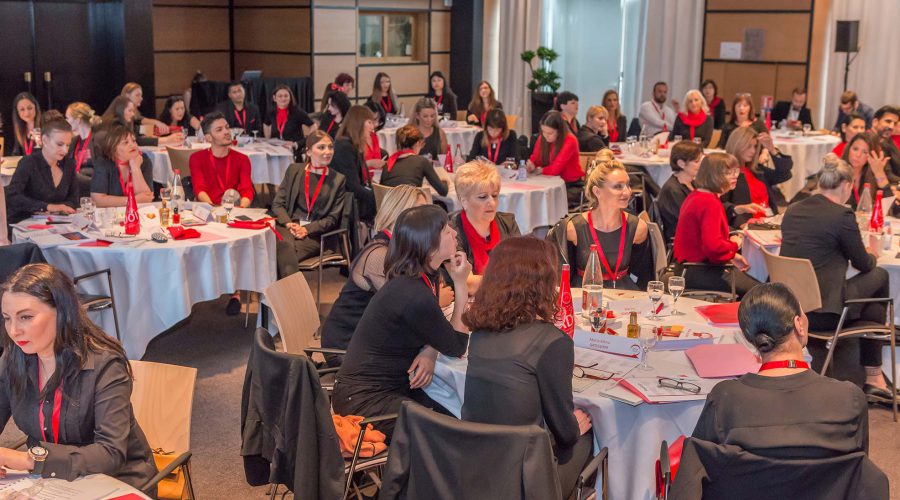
3,267,896,499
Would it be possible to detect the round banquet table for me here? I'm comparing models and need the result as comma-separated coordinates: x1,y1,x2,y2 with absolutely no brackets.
377,120,480,156
13,205,277,359
426,290,744,500
374,166,568,234
613,148,673,188
141,140,294,186
769,131,841,201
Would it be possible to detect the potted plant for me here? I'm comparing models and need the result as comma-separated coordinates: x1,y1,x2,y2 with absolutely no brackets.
521,46,561,133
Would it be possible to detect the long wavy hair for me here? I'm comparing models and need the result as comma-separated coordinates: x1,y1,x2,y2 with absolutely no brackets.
12,92,41,152
384,205,448,279
1,264,130,401
336,105,377,155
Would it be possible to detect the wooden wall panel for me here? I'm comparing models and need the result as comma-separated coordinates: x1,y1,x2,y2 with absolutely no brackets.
313,8,356,54
233,0,309,5
314,54,358,100
704,13,809,63
152,7,229,51
313,0,354,6
233,8,310,53
234,53,311,79
430,11,450,52
706,0,810,10
154,52,231,96
774,65,807,101
430,53,450,81
358,0,429,9
703,62,778,108
358,64,429,96
397,96,423,116
431,0,451,10
153,0,227,5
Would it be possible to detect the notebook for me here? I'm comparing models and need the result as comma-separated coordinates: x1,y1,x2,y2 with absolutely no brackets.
685,344,761,378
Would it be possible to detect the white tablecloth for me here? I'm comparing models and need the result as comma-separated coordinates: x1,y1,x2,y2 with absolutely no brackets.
770,132,841,201
615,150,673,188
141,140,294,186
378,121,480,157
426,292,741,500
14,208,277,359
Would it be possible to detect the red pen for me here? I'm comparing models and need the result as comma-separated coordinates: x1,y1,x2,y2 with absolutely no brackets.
655,302,665,314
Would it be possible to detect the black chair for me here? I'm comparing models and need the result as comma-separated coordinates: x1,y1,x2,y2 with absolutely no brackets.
298,192,354,313
677,262,737,303
626,117,642,138
657,440,672,500
73,269,122,341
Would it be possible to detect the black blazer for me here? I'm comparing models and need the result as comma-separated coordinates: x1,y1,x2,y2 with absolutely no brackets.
0,349,156,489
717,119,768,149
609,115,628,142
780,194,877,315
466,131,521,164
380,155,448,196
576,126,608,153
331,138,375,222
722,153,793,228
5,153,79,224
218,100,263,136
771,101,814,129
318,113,341,139
264,107,313,144
466,101,503,126
879,138,900,185
427,90,458,116
669,114,714,148
450,211,521,268
709,98,727,129
271,163,346,238
89,155,154,198
657,175,693,241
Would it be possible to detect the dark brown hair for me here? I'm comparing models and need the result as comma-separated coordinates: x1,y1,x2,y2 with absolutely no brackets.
11,92,41,151
96,123,135,161
1,264,130,400
480,108,510,148
840,131,882,165
538,111,569,166
336,105,377,155
385,205,449,279
729,94,755,125
396,124,424,150
669,140,703,171
41,118,72,140
468,80,499,116
370,72,397,110
101,96,135,126
694,152,738,194
271,84,296,108
463,237,560,332
305,129,332,151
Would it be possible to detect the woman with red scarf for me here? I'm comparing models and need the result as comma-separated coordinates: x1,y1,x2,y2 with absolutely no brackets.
89,124,153,208
450,160,521,293
379,125,448,196
263,85,314,155
602,89,627,143
722,126,793,228
669,89,714,147
701,79,726,129
364,72,399,130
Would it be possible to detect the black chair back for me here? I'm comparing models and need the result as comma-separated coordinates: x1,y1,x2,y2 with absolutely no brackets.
0,243,46,283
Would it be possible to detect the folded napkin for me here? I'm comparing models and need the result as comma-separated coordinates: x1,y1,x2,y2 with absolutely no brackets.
167,226,201,240
228,217,283,240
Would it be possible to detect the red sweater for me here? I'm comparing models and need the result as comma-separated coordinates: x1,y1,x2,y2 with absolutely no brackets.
832,141,846,157
673,190,737,264
189,148,254,205
530,133,583,182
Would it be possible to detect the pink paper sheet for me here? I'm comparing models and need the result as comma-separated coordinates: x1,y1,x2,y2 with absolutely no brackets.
686,344,761,378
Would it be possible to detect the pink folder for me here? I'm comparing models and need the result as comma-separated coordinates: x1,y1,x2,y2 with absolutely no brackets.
686,344,761,378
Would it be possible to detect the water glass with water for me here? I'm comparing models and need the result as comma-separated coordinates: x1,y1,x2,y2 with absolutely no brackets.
79,197,95,223
802,124,812,136
668,276,685,315
638,325,658,371
647,281,664,319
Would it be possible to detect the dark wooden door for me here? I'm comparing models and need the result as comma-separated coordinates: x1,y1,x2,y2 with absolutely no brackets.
0,1,37,145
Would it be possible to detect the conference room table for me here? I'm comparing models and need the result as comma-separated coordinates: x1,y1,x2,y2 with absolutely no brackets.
141,139,294,187
377,120,480,156
13,204,278,359
426,290,745,500
0,470,150,499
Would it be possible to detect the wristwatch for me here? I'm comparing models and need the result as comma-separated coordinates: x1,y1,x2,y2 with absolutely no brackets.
28,446,48,474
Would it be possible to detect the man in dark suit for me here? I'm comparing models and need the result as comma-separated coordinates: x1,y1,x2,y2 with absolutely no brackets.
871,105,900,184
771,88,814,130
217,81,262,136
833,90,875,132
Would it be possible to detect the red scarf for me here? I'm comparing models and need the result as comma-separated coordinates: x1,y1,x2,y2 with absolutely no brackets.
74,132,91,173
608,117,619,143
381,96,393,114
708,97,721,113
275,108,289,138
742,167,768,218
893,134,900,151
386,149,415,172
678,111,707,140
460,210,500,275
37,363,63,444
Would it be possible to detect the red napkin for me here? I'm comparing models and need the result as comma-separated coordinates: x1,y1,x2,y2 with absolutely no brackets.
78,240,113,247
107,494,145,500
228,217,283,241
27,224,53,230
167,226,201,240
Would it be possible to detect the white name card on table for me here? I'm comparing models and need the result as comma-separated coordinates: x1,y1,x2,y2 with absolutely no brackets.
574,328,641,358
191,203,212,222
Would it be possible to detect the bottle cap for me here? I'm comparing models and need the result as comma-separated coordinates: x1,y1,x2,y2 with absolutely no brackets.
590,244,599,251
864,182,871,188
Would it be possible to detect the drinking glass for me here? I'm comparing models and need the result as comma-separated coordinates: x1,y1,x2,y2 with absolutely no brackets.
221,189,241,221
668,276,685,315
160,187,172,204
647,280,665,319
673,135,683,143
251,130,260,143
79,197,95,223
692,137,703,145
802,123,812,136
638,325,658,371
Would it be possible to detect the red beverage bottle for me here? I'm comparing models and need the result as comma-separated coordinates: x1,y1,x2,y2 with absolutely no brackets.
124,171,140,235
871,190,884,233
555,264,575,338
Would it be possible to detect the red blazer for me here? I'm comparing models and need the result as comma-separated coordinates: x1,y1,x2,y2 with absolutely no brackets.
673,190,737,264
189,149,254,205
530,133,583,182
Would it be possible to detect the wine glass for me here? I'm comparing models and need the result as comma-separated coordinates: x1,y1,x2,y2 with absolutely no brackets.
638,325,658,371
802,123,812,136
251,130,260,143
221,189,241,221
668,276,685,316
647,280,665,319
673,135,683,143
79,197,95,224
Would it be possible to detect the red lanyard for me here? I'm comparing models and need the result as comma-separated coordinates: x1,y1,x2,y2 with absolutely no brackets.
480,111,487,126
116,162,131,195
74,132,91,172
209,150,232,194
421,273,438,297
382,97,393,114
24,137,34,156
276,109,288,138
585,211,628,285
37,363,63,444
304,166,328,220
652,102,667,132
326,119,336,135
234,108,246,129
758,360,809,372
435,94,443,106
487,138,501,164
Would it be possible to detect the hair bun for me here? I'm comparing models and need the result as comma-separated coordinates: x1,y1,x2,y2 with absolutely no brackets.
754,333,777,353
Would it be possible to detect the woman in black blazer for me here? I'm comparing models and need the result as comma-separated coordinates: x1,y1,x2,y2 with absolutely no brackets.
89,124,154,208
364,72,399,130
158,95,200,137
722,126,792,228
332,105,377,223
427,71,458,117
602,89,627,143
466,81,503,127
264,85,314,153
669,89,714,147
380,125,448,196
272,131,347,278
101,96,184,148
6,120,79,224
466,109,519,164
717,93,768,148
577,105,610,153
0,263,156,490
840,132,893,211
319,91,351,139
780,155,896,403
701,79,726,129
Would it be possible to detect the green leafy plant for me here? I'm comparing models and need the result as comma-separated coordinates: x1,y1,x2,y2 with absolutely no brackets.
521,46,561,92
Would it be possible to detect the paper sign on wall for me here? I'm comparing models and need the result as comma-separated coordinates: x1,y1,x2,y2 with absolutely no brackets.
720,42,742,60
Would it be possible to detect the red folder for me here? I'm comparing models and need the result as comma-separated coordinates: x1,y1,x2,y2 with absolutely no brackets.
694,302,740,326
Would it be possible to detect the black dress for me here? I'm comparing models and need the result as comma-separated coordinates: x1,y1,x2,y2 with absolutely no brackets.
319,113,341,139
89,155,154,197
365,96,398,130
420,127,443,160
465,131,520,164
427,90,458,117
380,155,448,196
332,273,469,437
5,153,79,224
657,175,693,241
669,114,714,148
721,153,793,228
708,98,727,130
576,126,608,153
330,138,375,223
570,212,652,289
264,107,313,145
450,211,521,271
716,119,768,149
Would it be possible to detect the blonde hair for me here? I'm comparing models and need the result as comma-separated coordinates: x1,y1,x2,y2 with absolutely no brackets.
584,159,627,208
409,97,438,128
374,185,432,232
454,159,501,202
120,82,141,97
66,102,102,128
585,105,608,122
724,126,761,171
683,89,709,114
